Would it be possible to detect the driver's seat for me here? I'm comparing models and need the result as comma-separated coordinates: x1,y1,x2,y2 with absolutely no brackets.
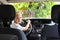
0,5,27,40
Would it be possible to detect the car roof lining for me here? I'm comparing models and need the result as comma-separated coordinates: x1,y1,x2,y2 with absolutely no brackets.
0,0,60,3
6,0,60,3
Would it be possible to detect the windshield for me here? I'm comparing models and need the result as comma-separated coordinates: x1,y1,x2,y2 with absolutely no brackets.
10,1,60,19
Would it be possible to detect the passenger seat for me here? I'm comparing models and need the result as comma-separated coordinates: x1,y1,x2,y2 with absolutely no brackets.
41,5,60,40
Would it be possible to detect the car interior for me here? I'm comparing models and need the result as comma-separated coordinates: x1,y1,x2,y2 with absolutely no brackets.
0,0,60,40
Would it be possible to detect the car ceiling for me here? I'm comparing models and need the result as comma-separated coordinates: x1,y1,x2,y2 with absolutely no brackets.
0,0,42,3
0,0,60,3
6,0,60,2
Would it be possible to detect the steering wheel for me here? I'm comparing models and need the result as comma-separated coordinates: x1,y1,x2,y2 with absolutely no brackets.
20,20,32,36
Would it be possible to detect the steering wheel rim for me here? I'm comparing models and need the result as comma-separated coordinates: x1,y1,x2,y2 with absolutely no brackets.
20,20,32,36
25,23,32,36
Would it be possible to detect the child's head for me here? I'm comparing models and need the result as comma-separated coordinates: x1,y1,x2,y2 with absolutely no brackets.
14,10,23,23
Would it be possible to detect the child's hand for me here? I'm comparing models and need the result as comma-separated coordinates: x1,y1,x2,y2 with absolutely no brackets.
26,20,31,24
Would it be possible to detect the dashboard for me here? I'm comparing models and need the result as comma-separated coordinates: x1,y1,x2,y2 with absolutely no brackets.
27,19,51,40
30,19,51,33
21,19,51,40
30,19,51,28
22,19,51,32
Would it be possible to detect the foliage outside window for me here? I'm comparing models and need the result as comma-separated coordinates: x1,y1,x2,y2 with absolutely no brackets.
11,1,56,19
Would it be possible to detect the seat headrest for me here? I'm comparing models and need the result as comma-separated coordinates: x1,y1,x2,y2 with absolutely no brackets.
51,5,60,23
0,5,15,21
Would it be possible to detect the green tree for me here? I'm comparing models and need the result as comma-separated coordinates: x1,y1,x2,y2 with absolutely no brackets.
35,2,56,18
11,1,56,18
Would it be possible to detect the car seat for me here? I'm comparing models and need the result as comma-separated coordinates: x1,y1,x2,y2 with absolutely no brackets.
41,5,60,40
0,5,27,40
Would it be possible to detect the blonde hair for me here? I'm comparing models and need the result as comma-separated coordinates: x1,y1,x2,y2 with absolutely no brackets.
14,10,23,23
16,10,23,15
